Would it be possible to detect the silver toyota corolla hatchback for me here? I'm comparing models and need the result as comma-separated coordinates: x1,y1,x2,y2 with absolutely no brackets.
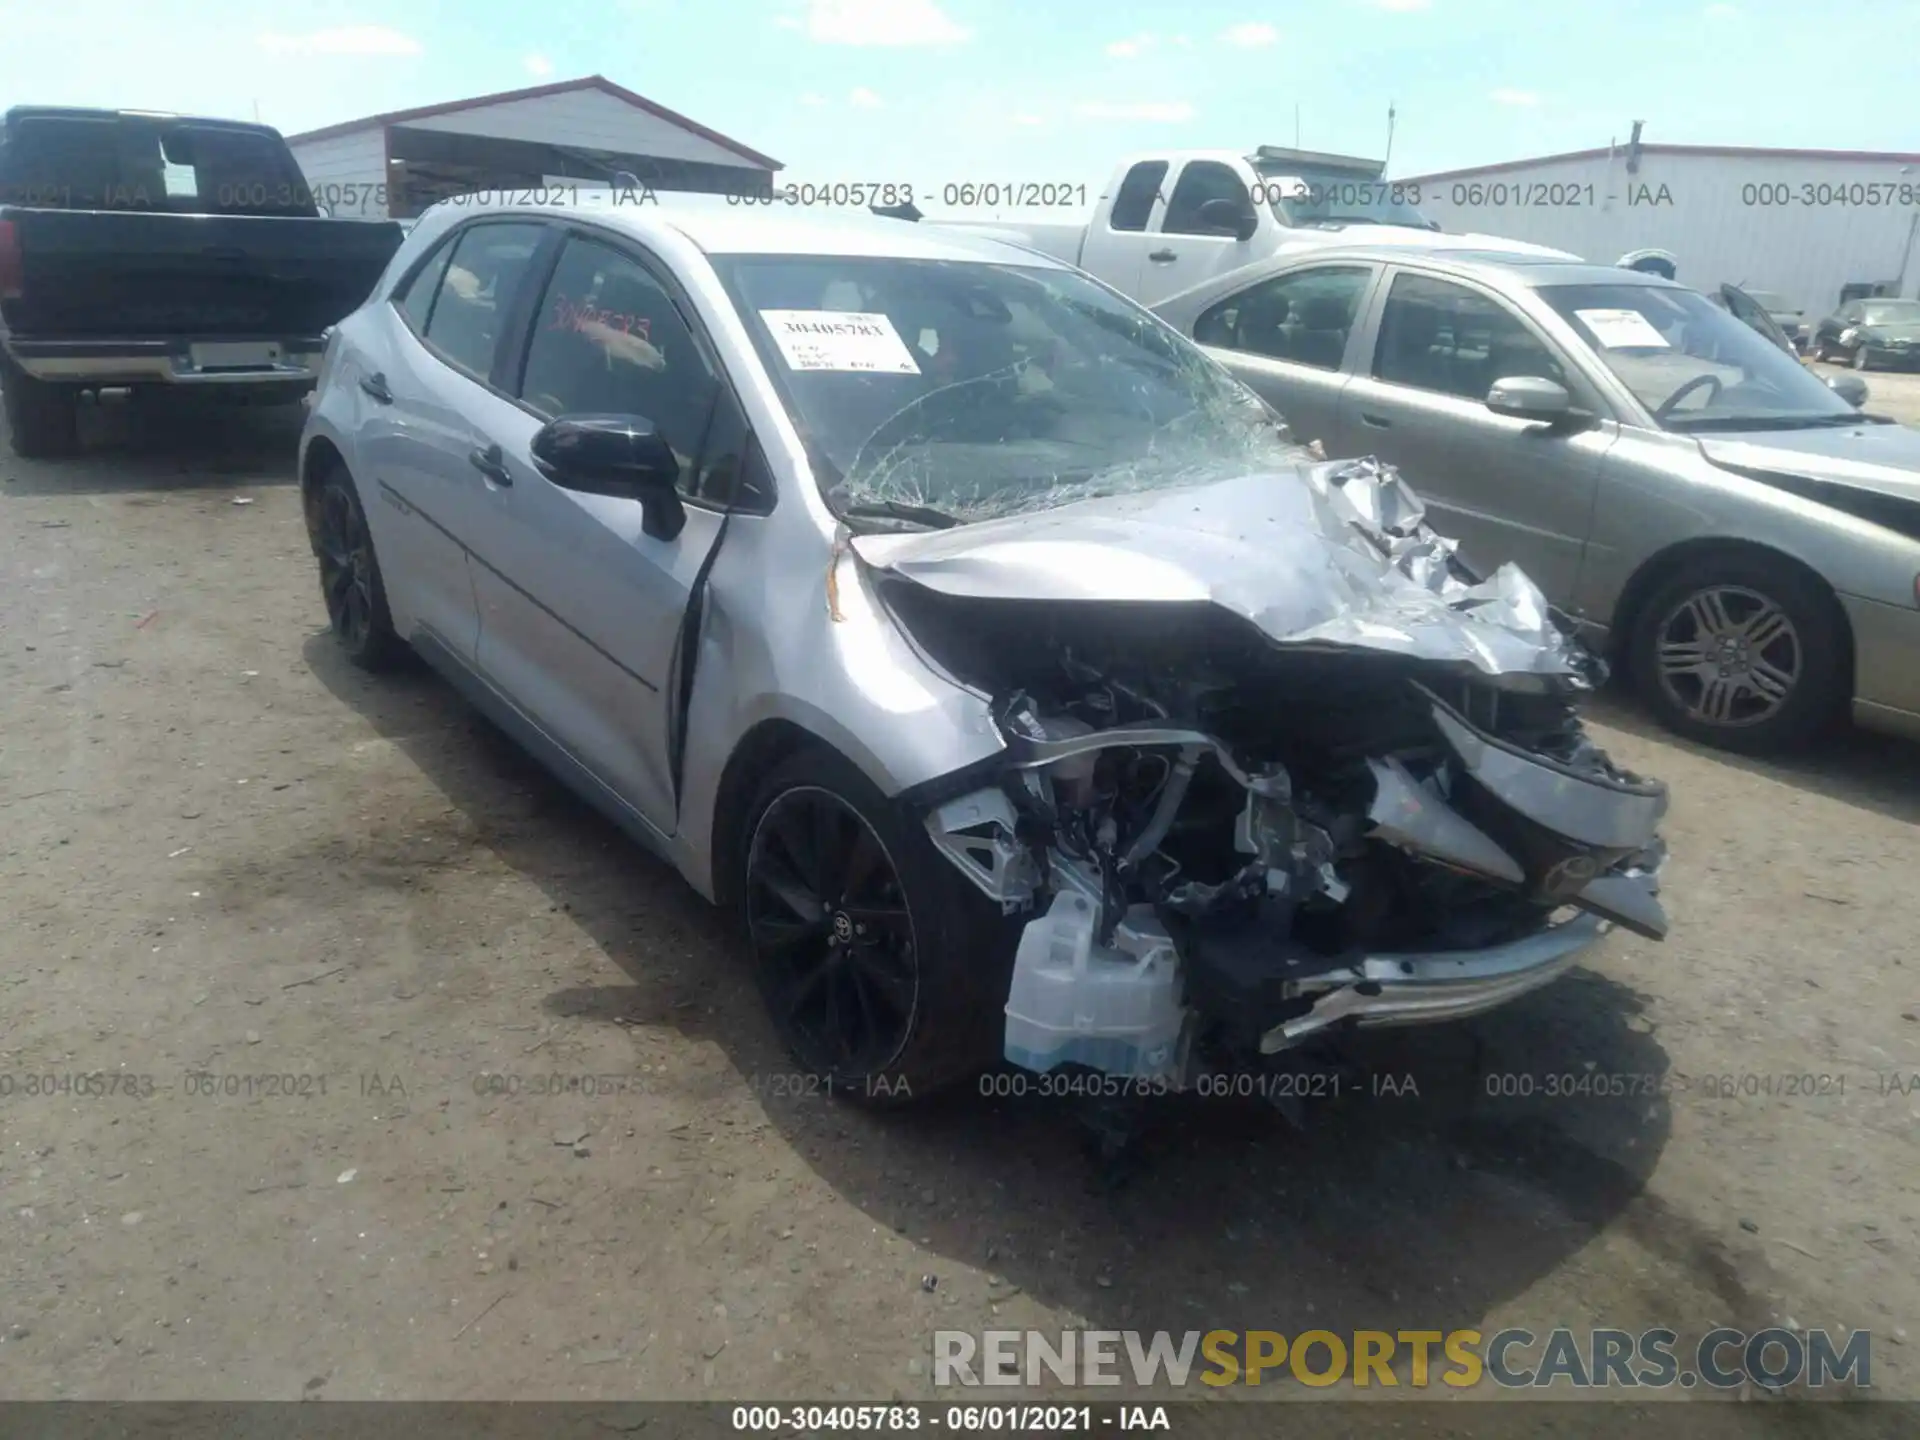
300,195,1669,1102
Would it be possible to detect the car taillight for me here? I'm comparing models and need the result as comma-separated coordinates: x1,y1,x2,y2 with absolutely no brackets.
0,220,21,300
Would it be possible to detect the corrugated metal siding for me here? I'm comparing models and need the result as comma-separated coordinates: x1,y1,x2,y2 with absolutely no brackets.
405,88,754,168
287,129,390,219
1409,151,1920,314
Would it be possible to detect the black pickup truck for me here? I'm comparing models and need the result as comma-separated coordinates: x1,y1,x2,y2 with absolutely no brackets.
0,106,404,457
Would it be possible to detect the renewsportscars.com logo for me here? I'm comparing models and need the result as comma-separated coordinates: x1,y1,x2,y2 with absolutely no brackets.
933,1327,1872,1391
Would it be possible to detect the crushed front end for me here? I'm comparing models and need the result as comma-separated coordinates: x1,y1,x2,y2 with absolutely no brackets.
868,460,1670,1086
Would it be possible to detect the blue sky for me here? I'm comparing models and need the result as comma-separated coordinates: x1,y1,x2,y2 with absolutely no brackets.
4,0,1919,188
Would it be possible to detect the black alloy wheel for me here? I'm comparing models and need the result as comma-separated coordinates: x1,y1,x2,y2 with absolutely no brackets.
738,747,1014,1101
311,466,403,669
746,785,920,1083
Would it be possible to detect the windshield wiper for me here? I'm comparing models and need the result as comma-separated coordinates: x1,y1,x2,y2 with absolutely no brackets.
837,499,963,530
1666,412,1887,432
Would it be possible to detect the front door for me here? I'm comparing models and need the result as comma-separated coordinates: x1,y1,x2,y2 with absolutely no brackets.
1335,268,1613,603
462,230,737,834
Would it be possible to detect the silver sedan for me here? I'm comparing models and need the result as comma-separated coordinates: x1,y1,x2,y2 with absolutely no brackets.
1154,246,1920,753
299,198,1666,1103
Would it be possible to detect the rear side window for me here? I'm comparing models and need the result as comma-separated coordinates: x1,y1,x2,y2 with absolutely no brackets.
1195,265,1372,370
0,117,121,208
1108,161,1167,232
395,239,457,333
422,223,547,382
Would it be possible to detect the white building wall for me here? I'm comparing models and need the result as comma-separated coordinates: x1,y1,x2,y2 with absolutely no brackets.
1409,150,1920,315
406,88,755,169
286,129,390,219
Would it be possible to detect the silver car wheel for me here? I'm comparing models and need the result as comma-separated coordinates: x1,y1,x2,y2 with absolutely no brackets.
1654,585,1802,728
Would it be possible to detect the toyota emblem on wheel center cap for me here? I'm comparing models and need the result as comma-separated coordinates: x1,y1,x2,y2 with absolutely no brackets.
831,911,854,942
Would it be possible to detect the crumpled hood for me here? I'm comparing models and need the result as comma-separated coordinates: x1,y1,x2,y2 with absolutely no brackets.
851,458,1589,679
1698,425,1920,504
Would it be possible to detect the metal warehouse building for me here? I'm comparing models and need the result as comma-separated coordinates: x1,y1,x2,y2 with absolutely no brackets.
285,75,780,222
1406,130,1920,318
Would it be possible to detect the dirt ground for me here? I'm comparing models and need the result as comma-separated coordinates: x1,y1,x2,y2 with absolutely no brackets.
2,394,1918,1417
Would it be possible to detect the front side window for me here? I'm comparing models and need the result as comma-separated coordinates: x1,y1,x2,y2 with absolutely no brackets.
1162,161,1253,236
712,254,1306,528
422,223,547,382
1372,272,1571,401
1540,282,1861,430
1194,266,1372,371
517,234,723,495
1858,299,1920,326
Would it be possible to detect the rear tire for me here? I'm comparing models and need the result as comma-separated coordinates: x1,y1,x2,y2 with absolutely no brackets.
308,461,405,671
0,355,80,459
737,745,1016,1104
1630,555,1846,755
1852,346,1872,371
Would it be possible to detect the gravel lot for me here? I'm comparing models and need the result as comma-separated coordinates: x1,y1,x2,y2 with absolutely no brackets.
1,395,1917,1423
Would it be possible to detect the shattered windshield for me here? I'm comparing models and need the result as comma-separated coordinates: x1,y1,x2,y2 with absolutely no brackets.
712,255,1310,527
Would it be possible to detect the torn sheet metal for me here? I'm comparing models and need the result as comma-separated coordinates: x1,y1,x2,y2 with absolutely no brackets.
852,459,1590,679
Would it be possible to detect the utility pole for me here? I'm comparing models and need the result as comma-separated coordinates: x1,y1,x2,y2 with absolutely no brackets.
1384,103,1397,170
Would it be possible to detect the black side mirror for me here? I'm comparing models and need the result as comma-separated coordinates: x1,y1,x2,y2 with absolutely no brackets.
531,414,686,540
1196,197,1259,242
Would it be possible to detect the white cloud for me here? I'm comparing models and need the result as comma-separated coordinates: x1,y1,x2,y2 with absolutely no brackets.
788,0,969,46
1704,2,1738,14
848,87,883,108
799,91,829,107
256,25,422,57
1012,114,1045,128
1221,21,1279,47
1490,88,1540,106
524,53,554,77
1370,0,1430,10
1106,33,1157,57
1073,100,1195,122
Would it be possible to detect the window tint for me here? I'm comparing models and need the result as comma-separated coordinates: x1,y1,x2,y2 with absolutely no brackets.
1193,266,1371,370
518,235,722,496
423,222,547,382
395,239,456,333
1373,272,1570,400
1108,161,1168,232
1162,161,1252,236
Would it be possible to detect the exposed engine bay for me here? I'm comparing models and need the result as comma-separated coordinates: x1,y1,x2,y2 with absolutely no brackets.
860,460,1671,1083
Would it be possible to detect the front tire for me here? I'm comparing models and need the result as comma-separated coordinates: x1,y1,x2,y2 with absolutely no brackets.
0,355,79,459
308,461,405,670
738,746,1014,1103
1630,556,1846,754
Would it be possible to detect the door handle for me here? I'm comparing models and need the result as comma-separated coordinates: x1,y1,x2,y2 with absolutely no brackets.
1359,412,1392,429
468,443,512,486
358,372,393,404
1147,249,1178,263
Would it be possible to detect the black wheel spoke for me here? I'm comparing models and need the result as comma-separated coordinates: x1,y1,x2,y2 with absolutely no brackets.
846,945,915,1021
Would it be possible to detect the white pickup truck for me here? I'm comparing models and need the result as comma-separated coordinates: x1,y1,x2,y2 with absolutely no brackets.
930,146,1574,307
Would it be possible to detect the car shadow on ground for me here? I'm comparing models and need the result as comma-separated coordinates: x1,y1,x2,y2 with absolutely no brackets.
0,393,305,497
302,636,1750,1369
1585,687,1920,829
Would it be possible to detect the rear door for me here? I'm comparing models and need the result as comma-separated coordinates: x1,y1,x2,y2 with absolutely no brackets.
1134,160,1260,307
462,228,739,834
361,219,551,661
1186,262,1380,454
1333,266,1614,602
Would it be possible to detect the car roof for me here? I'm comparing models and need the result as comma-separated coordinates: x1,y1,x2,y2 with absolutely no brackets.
1255,243,1686,292
3,105,284,137
413,189,1066,268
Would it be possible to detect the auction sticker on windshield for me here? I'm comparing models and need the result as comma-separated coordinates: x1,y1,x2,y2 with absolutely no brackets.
1576,308,1669,349
760,310,921,374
